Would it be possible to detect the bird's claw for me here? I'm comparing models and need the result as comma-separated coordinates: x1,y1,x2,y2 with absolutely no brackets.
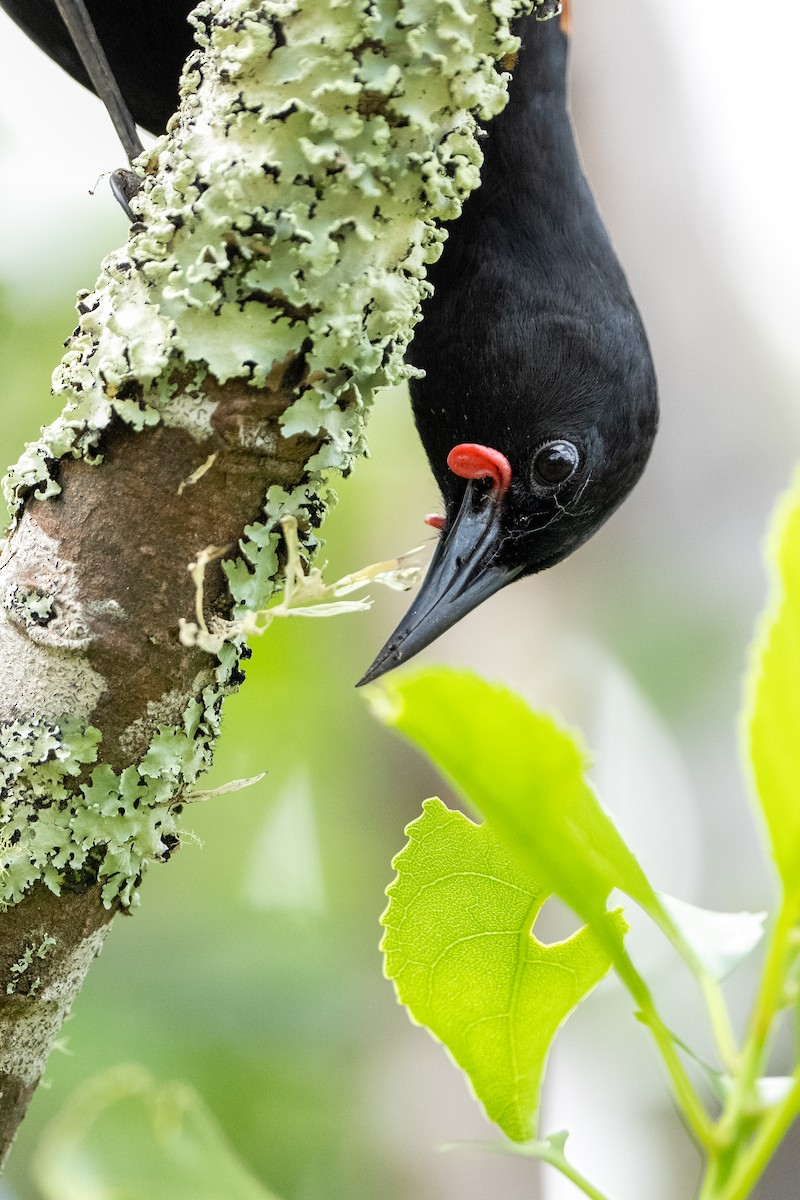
110,169,142,222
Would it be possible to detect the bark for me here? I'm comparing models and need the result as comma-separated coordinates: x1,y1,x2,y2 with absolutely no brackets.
0,0,559,1163
0,885,115,1163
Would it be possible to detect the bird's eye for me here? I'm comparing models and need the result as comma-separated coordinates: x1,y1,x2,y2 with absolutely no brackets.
531,440,580,489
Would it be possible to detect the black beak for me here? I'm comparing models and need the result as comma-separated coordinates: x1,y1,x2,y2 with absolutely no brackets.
356,481,521,686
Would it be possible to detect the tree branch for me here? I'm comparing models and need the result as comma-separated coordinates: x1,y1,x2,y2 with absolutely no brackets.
0,0,556,1162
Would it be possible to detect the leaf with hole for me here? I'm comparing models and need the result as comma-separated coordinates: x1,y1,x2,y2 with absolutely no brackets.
381,798,627,1142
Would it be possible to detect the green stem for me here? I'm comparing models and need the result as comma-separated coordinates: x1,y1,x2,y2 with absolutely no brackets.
699,972,740,1075
543,1152,614,1200
717,900,798,1149
696,895,800,1200
697,1074,800,1200
610,945,716,1149
648,906,740,1073
718,1075,800,1200
452,1139,616,1200
697,1153,730,1200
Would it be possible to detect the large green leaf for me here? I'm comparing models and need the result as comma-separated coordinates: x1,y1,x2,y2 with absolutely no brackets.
744,470,800,896
371,668,657,925
34,1065,281,1200
382,798,627,1142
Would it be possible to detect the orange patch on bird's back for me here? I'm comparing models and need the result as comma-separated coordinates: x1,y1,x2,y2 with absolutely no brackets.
560,0,572,35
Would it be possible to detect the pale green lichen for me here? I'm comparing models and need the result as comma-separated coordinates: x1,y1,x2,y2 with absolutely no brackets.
1,0,556,907
5,935,57,995
0,644,241,909
5,587,56,629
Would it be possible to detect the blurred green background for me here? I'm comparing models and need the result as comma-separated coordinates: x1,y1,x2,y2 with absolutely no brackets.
1,2,799,1198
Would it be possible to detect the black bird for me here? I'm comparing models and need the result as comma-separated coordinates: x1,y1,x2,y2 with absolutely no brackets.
0,1,658,684
358,6,658,684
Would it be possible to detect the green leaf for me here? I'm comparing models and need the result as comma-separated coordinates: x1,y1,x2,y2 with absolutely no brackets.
659,894,766,981
381,798,627,1142
745,469,800,895
34,1065,282,1200
370,668,656,925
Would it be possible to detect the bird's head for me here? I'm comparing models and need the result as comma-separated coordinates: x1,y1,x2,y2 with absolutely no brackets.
357,319,658,685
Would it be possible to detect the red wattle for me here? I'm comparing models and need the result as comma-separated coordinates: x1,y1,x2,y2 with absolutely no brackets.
446,443,512,497
424,514,446,530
